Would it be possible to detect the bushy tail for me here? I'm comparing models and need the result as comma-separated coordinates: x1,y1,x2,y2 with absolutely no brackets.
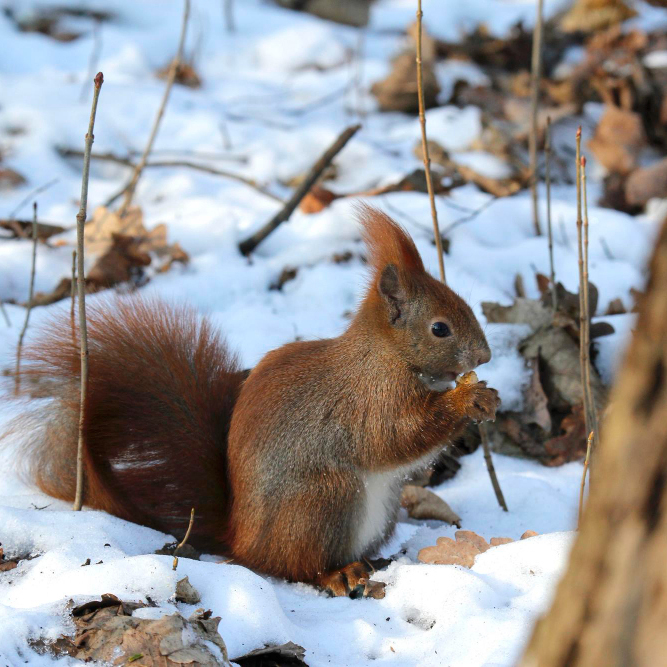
12,297,244,551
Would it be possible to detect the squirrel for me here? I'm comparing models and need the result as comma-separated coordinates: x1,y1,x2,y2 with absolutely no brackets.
11,205,498,599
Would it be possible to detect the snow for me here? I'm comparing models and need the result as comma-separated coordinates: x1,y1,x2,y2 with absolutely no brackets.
0,0,660,665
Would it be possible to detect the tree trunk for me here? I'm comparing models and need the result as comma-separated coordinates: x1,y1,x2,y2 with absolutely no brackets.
520,218,667,666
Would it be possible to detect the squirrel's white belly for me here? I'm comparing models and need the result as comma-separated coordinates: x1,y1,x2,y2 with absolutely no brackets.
352,453,436,557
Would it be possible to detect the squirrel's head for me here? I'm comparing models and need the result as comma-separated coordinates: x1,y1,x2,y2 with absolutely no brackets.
358,205,491,391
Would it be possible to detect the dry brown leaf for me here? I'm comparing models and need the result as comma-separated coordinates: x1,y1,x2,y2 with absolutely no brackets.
625,158,667,207
418,530,519,567
235,641,307,666
44,595,231,666
560,0,636,33
543,404,589,466
589,105,647,175
157,61,202,89
401,485,461,527
299,185,339,214
0,167,26,190
521,530,539,539
455,530,490,553
371,45,439,113
418,536,480,567
174,576,201,604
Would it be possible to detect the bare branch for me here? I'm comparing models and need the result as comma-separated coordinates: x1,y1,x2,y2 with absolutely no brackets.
545,116,557,311
0,303,10,328
578,430,593,527
14,202,38,395
480,423,509,512
529,0,544,236
59,148,283,205
223,0,235,33
117,0,191,217
70,250,77,348
582,156,599,456
416,0,445,283
8,178,59,220
73,72,104,512
238,123,361,256
173,508,195,571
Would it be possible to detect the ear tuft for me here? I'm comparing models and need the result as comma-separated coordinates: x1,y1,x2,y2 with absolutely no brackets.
356,204,425,276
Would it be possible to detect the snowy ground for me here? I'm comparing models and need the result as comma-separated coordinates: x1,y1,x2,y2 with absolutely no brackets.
0,0,663,665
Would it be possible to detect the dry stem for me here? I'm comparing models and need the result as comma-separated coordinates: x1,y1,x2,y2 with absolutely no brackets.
480,423,509,512
14,202,38,395
173,508,195,571
60,149,283,205
238,124,361,256
545,116,557,311
117,0,190,217
0,303,9,327
578,430,594,528
223,0,235,33
529,0,544,237
73,72,104,512
416,0,445,283
582,158,599,453
70,250,77,347
575,128,591,444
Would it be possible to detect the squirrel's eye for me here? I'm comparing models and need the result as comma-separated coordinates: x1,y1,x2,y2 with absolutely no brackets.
431,321,451,338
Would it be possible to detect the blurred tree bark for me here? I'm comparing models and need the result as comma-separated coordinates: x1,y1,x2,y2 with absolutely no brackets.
520,216,667,666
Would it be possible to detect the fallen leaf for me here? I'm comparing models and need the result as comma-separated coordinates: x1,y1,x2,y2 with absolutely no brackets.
455,530,490,553
234,641,307,666
0,167,26,190
299,185,339,214
543,404,589,466
401,485,461,527
371,26,439,114
418,536,480,567
175,576,201,605
521,530,539,539
625,157,667,207
560,0,636,33
489,537,513,547
589,105,647,175
43,595,232,666
157,61,202,89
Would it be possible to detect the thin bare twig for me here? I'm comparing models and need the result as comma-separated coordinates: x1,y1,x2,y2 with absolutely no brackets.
70,250,77,347
529,0,544,236
0,303,10,328
117,0,190,217
480,423,509,512
440,195,499,236
79,19,102,103
239,124,361,256
576,129,591,447
73,72,104,512
578,430,593,527
14,202,38,395
416,0,445,283
581,157,599,454
8,178,59,220
61,149,282,205
223,0,235,33
545,116,557,311
173,508,195,571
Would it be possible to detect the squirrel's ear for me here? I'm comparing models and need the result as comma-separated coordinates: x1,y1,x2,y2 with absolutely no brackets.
379,264,408,325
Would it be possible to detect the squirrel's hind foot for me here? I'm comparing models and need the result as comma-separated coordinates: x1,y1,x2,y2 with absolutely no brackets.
316,561,386,599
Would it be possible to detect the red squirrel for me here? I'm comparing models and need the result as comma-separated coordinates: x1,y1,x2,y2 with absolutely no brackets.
12,205,497,598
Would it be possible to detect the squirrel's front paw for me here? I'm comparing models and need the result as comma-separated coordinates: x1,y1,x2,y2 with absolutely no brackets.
454,381,500,423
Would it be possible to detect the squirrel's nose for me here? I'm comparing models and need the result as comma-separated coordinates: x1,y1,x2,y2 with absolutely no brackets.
475,348,491,367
